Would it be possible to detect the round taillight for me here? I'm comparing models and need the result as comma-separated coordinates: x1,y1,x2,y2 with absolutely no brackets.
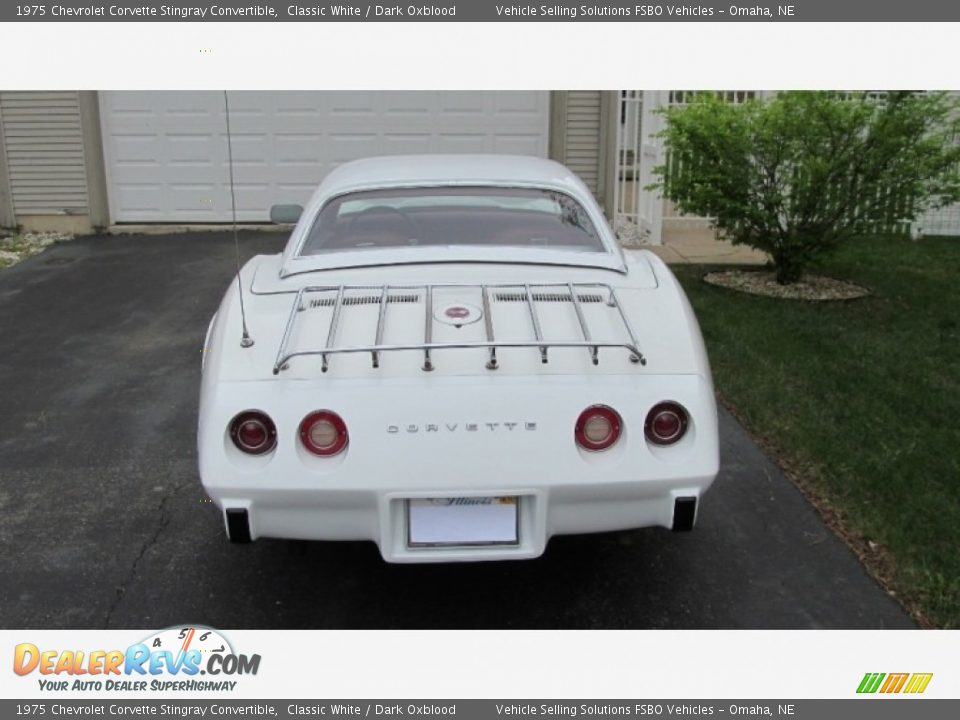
300,410,349,456
575,405,622,451
644,402,689,446
229,411,277,455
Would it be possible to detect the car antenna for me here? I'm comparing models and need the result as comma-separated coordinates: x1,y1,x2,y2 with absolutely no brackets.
224,90,254,348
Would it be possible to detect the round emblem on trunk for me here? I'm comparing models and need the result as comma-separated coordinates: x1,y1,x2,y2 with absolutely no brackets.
435,302,483,326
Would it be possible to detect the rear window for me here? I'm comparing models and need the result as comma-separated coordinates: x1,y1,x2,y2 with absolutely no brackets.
299,186,605,255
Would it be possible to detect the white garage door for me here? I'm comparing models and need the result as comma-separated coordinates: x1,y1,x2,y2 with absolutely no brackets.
100,91,550,223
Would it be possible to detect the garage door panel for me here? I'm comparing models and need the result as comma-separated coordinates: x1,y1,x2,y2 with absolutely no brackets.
326,91,385,114
277,182,320,194
227,136,271,164
435,91,488,114
380,133,434,155
492,134,546,156
493,92,546,115
435,135,490,153
274,134,324,160
166,135,220,165
168,183,219,202
225,185,273,219
110,134,162,164
101,91,549,223
111,184,167,219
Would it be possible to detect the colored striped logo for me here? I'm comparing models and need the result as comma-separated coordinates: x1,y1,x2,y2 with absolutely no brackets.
857,672,933,694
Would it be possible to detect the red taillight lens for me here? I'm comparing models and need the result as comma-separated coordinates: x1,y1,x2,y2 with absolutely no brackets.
644,402,689,446
575,405,622,451
229,411,277,455
299,410,349,456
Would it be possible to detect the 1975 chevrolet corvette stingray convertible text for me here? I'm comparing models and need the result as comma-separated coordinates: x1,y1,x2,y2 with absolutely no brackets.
198,155,719,562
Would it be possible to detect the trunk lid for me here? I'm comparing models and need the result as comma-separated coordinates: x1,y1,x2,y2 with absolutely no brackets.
271,281,646,378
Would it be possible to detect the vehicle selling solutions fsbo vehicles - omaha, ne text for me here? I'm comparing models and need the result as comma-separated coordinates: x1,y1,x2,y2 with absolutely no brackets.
198,155,720,562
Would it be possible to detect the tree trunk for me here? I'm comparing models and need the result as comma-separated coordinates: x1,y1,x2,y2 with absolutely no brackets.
773,253,804,284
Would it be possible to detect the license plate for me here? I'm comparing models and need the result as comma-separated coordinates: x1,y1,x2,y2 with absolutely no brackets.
407,496,519,547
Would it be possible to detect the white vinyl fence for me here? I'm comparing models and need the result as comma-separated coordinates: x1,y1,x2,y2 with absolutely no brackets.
614,90,765,244
915,205,960,236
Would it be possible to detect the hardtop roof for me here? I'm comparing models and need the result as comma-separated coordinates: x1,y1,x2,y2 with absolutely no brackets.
316,154,586,193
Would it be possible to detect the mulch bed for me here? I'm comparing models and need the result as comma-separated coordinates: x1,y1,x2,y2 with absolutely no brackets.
703,269,870,301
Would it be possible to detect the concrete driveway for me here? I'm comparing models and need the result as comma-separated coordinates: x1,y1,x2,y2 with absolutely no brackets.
0,232,913,629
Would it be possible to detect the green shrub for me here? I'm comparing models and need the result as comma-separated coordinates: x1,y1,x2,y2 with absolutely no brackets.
652,92,960,283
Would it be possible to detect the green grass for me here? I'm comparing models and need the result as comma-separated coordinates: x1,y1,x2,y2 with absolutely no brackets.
674,235,960,628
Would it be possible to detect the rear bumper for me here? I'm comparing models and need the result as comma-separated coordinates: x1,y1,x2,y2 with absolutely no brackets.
210,474,713,563
199,373,720,562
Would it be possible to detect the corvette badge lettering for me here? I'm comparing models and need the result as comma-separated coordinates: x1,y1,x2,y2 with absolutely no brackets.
388,422,536,433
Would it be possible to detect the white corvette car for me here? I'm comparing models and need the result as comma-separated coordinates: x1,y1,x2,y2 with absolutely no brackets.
198,155,719,562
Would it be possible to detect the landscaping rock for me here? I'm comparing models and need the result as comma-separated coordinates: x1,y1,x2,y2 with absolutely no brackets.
0,231,74,269
614,217,648,248
703,269,870,301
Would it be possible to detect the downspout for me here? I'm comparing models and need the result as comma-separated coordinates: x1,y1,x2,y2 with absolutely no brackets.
0,98,16,229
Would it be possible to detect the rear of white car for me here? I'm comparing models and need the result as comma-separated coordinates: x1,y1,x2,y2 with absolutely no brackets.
198,155,719,562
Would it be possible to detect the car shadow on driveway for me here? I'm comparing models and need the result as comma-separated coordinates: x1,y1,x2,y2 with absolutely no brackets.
0,232,913,629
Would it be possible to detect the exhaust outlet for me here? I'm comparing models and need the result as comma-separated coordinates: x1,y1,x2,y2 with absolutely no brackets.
225,508,252,543
672,496,697,532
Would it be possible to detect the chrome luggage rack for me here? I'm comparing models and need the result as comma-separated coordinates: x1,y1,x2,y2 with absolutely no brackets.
272,282,646,374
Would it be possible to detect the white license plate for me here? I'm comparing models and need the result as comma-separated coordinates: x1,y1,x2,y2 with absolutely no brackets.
407,496,519,547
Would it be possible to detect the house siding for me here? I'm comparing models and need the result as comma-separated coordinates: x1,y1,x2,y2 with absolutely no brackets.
549,90,613,215
563,90,603,195
0,91,90,218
